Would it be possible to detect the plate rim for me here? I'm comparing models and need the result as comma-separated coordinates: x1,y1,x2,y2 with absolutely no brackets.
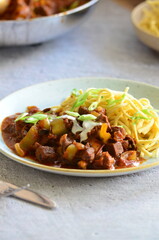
1,145,159,175
1,76,159,103
1,76,159,176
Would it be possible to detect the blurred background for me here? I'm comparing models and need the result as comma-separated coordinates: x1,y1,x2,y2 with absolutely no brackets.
114,0,144,8
1,0,158,101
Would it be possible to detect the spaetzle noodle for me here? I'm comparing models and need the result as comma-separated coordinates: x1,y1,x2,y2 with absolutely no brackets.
139,0,159,37
56,87,159,158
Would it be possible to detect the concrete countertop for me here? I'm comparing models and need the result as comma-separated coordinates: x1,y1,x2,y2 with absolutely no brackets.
0,0,159,239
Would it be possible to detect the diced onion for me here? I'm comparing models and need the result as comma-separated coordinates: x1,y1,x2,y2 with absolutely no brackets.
80,121,102,142
72,120,83,134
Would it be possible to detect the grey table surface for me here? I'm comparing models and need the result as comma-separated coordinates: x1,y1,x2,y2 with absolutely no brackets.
1,0,159,239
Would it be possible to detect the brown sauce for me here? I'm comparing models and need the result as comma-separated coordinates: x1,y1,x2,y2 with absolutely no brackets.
1,106,145,170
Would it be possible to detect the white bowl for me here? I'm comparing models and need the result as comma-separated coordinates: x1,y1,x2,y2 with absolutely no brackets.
131,2,159,51
0,0,99,46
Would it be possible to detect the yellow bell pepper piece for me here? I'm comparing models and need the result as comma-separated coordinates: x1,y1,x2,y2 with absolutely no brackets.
64,144,78,161
99,123,111,143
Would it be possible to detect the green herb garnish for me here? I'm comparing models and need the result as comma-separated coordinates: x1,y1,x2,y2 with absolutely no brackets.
141,109,154,117
128,107,159,124
71,89,101,111
88,89,101,96
78,114,97,121
130,109,156,123
106,94,126,106
71,91,90,110
88,102,99,111
25,113,47,124
15,112,28,122
130,115,150,121
15,112,48,124
71,88,81,97
65,111,80,117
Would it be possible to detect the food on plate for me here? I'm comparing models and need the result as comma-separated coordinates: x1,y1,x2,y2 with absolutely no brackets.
0,0,89,20
1,87,159,170
139,0,159,37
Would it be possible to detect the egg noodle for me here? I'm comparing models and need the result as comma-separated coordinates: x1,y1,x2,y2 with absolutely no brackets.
139,0,159,37
55,87,159,158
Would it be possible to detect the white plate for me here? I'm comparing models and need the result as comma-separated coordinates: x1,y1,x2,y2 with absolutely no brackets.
0,77,159,177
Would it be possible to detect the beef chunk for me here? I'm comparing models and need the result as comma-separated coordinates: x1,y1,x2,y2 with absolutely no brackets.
88,126,101,138
3,121,29,140
47,133,58,146
89,138,104,154
37,129,49,145
15,121,32,140
102,152,115,169
97,114,111,129
63,118,73,130
105,142,124,157
97,113,108,123
3,123,16,134
78,106,89,115
95,107,106,115
38,129,49,136
122,140,129,151
125,135,137,150
27,106,40,114
37,130,57,146
111,127,126,141
78,147,95,163
93,152,115,170
35,145,57,164
42,108,51,113
117,151,138,168
20,125,31,138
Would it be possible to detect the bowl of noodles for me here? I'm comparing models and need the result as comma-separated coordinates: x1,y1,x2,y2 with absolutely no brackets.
131,0,159,51
0,0,99,46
